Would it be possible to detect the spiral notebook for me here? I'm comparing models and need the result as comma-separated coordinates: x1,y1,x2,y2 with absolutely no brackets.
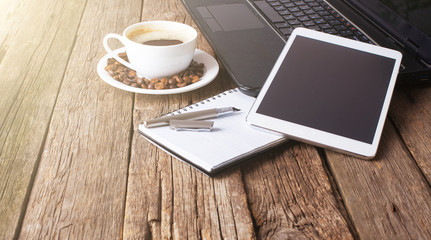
138,88,287,174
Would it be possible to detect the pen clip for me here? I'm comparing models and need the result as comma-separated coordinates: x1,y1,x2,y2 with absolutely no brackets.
169,120,214,132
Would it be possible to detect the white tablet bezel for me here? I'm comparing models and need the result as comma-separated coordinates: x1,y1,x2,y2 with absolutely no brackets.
246,28,402,158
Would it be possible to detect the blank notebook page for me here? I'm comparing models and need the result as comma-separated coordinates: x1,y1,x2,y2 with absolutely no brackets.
138,89,286,173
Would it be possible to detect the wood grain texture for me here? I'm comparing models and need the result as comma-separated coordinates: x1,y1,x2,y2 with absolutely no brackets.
326,122,431,239
389,87,431,183
17,0,140,238
2,0,430,238
123,1,252,239
126,107,256,239
241,143,355,239
0,0,86,238
124,0,358,239
126,75,249,239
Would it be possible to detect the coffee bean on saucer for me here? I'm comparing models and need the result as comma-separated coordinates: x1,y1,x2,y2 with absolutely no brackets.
105,52,205,90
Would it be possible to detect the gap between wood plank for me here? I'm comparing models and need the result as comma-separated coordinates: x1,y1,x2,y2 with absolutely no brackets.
120,0,143,237
121,94,135,240
387,116,431,189
317,147,360,240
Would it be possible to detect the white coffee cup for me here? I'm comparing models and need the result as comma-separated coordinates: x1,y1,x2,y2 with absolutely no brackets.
103,21,197,79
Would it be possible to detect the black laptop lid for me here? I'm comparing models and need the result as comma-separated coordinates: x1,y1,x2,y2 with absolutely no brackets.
346,0,431,64
182,0,285,96
182,0,430,96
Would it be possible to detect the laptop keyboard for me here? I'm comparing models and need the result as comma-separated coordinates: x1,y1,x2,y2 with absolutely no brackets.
251,0,375,44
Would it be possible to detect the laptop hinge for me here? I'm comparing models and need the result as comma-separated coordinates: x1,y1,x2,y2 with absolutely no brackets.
404,38,419,54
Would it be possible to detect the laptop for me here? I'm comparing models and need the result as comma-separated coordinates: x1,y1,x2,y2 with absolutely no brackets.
181,0,431,96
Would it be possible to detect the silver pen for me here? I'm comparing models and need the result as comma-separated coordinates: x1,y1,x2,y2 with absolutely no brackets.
144,107,240,128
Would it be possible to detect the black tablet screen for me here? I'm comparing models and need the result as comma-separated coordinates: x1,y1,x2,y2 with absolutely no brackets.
256,36,396,144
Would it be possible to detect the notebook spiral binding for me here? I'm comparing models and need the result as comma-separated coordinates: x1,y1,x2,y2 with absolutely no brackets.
168,88,239,116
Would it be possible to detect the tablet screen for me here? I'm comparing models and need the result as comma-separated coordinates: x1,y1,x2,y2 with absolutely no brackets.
255,35,396,144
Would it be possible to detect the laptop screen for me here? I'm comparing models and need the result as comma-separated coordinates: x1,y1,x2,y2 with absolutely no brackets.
348,0,431,63
382,0,431,36
350,0,431,35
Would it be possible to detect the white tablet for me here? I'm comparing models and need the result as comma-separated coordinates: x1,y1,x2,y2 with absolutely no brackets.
247,28,402,158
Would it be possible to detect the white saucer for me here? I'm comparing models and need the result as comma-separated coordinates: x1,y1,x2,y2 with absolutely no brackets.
97,48,219,94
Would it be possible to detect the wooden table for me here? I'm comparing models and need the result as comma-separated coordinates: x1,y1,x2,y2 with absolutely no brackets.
1,0,430,239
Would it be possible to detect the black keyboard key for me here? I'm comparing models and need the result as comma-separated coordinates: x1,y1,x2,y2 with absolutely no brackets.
349,25,358,32
269,1,282,7
339,30,353,36
356,30,365,36
359,35,370,42
288,6,300,12
317,10,330,16
284,2,295,7
307,2,319,7
283,14,296,20
308,25,321,31
320,1,329,7
334,25,347,31
322,15,335,21
303,20,316,26
255,1,284,22
288,19,301,25
308,13,320,19
319,23,331,29
295,0,306,6
293,11,305,17
351,35,360,41
304,9,315,15
258,0,372,43
328,20,341,25
280,27,295,36
297,16,310,21
334,13,343,19
313,18,325,24
275,22,291,28
324,28,338,34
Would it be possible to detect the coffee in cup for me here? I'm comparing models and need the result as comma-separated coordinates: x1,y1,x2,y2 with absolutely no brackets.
103,21,197,79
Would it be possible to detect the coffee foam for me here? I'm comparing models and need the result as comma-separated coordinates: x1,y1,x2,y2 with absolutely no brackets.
127,27,192,44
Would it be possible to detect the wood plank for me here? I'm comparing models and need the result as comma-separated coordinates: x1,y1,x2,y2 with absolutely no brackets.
241,143,355,239
0,0,26,49
0,0,87,238
126,78,247,239
125,0,355,239
17,0,140,238
126,107,256,239
326,121,431,239
123,0,253,238
389,86,431,183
